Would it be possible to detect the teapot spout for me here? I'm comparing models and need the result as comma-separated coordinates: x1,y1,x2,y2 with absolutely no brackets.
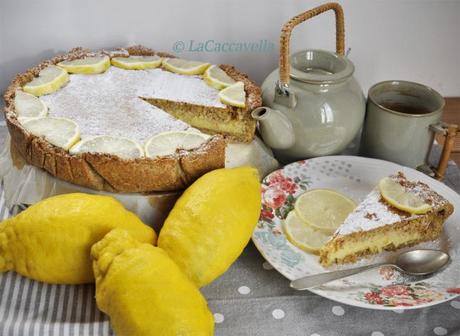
251,107,295,150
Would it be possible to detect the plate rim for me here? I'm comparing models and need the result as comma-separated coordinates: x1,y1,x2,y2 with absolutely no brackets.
252,155,460,310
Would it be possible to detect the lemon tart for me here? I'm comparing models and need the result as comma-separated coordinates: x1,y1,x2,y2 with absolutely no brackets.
3,46,262,193
319,173,454,266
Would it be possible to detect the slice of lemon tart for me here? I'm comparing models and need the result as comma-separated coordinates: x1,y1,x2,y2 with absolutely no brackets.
3,46,262,193
319,173,454,266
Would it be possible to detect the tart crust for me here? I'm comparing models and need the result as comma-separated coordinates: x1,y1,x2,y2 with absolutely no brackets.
3,45,260,193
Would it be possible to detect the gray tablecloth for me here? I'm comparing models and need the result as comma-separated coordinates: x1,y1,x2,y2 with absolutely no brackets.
0,122,459,336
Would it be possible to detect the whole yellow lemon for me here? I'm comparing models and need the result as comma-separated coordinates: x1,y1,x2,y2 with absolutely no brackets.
158,167,261,287
92,229,214,336
0,193,156,284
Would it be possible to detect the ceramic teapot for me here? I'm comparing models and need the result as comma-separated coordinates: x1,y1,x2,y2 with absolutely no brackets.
253,3,365,163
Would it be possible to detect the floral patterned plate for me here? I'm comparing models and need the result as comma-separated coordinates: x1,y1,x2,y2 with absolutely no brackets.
252,156,460,310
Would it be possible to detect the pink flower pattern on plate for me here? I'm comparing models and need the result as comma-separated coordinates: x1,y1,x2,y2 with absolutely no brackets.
378,266,395,281
359,282,446,307
263,188,287,210
260,170,311,224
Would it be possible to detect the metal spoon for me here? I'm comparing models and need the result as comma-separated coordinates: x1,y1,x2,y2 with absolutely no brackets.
290,249,450,290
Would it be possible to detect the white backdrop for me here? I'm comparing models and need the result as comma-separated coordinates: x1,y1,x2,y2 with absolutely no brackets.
1,0,459,97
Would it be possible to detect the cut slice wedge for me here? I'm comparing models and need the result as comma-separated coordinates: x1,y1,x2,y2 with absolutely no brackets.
379,177,432,214
283,211,331,254
14,91,48,120
203,65,235,90
70,135,144,159
23,66,69,96
295,189,356,234
22,117,80,150
57,55,110,74
162,58,210,75
144,131,210,158
111,55,162,70
219,81,246,108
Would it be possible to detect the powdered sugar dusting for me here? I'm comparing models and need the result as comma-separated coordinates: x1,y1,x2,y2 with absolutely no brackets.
136,69,226,107
336,187,403,235
335,173,447,236
40,66,225,143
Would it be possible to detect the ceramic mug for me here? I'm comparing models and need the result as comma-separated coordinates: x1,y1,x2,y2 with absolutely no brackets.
360,80,457,179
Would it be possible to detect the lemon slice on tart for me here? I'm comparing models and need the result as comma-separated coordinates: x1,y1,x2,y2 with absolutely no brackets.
295,189,356,234
57,55,110,74
203,65,235,90
219,81,246,108
379,177,432,214
70,135,144,159
283,211,331,254
23,66,69,96
162,58,210,75
14,91,48,120
22,117,80,150
111,55,162,70
145,131,210,158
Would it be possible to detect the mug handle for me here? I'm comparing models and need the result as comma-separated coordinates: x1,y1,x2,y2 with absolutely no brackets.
428,122,458,180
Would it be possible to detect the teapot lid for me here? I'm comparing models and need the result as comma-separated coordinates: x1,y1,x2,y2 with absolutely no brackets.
289,49,354,84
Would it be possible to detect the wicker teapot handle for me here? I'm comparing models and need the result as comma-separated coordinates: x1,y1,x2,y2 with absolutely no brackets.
278,2,345,89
